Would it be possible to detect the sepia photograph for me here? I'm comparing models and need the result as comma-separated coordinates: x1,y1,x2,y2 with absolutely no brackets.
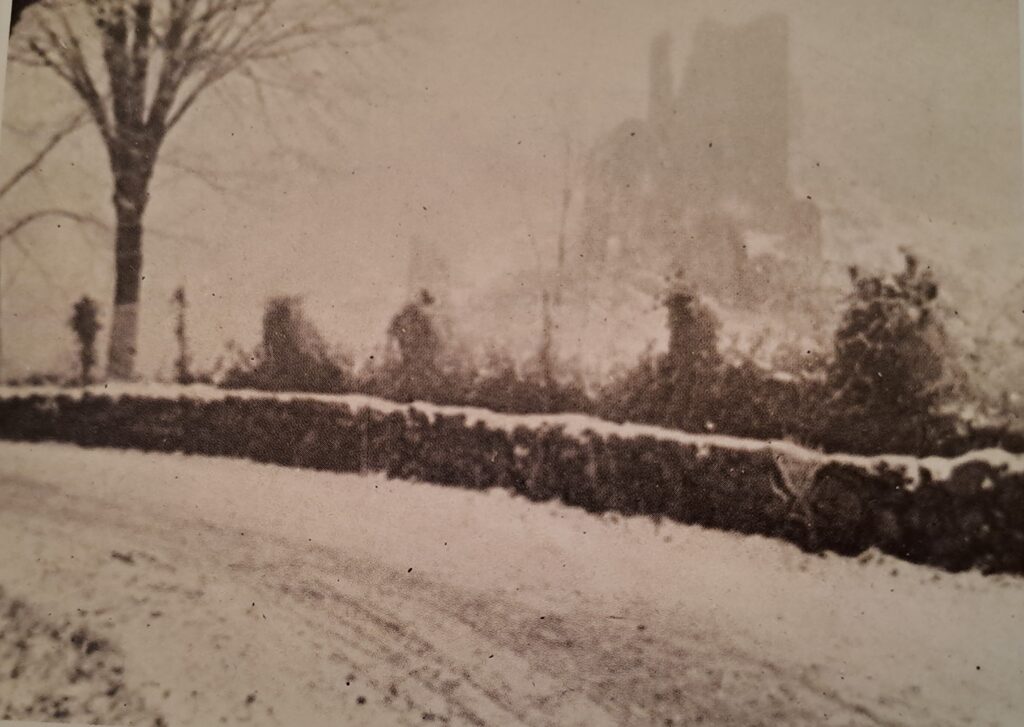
0,0,1022,725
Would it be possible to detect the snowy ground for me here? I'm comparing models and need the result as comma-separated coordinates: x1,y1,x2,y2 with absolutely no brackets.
0,441,1022,726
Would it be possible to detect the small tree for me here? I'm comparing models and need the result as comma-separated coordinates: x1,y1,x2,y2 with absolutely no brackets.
171,285,192,384
597,286,724,431
665,290,721,373
388,290,441,368
69,296,101,384
659,289,724,429
386,289,443,399
222,296,346,392
826,253,949,453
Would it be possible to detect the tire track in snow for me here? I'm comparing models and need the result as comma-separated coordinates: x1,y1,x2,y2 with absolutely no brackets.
1,443,1016,727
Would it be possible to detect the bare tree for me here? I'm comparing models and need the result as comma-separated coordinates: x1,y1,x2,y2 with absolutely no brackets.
12,0,398,379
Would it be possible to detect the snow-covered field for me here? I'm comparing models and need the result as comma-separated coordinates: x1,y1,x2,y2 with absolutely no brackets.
1,440,1022,726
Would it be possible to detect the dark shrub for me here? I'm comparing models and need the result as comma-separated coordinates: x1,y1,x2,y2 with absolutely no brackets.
823,254,954,454
69,297,101,385
223,297,349,394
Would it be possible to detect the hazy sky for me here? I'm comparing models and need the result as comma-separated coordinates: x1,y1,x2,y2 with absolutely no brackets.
0,0,1021,378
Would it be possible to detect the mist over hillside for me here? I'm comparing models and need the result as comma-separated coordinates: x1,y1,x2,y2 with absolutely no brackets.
421,16,1021,408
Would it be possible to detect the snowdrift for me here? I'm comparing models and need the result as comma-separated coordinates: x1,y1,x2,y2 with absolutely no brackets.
1,383,1022,574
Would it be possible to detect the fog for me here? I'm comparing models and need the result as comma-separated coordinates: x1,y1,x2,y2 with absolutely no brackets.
0,0,1020,388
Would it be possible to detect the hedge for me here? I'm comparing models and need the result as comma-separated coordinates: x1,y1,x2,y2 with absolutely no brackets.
0,386,1022,574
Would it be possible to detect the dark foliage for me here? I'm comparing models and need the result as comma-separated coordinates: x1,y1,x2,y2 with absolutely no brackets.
822,254,954,454
354,349,591,416
0,392,1021,574
387,290,442,375
214,262,1019,457
597,259,1019,457
171,287,194,385
222,297,348,393
221,291,591,416
69,297,101,385
597,294,825,445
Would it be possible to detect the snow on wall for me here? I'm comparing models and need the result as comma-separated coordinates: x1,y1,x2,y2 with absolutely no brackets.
4,382,1024,574
2,382,1022,493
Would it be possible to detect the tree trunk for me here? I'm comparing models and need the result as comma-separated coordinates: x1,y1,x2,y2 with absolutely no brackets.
105,147,152,380
106,202,144,380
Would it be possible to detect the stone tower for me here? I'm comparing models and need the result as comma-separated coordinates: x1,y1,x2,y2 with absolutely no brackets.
673,14,791,213
576,14,822,306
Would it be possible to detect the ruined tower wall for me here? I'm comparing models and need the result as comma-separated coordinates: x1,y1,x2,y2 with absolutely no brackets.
576,14,816,278
674,14,791,211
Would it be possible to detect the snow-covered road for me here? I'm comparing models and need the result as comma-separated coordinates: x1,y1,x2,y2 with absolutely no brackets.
1,441,1021,726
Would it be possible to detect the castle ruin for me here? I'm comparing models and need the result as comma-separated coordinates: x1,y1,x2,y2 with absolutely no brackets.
577,14,823,307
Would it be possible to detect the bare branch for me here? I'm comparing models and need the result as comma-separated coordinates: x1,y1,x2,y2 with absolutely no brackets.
129,0,154,119
20,6,115,145
0,209,111,241
166,0,400,129
0,111,88,200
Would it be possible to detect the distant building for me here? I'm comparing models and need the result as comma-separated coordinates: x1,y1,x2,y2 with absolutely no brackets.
577,14,823,307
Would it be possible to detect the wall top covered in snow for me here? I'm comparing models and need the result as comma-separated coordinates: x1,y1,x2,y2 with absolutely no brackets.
2,382,1023,490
